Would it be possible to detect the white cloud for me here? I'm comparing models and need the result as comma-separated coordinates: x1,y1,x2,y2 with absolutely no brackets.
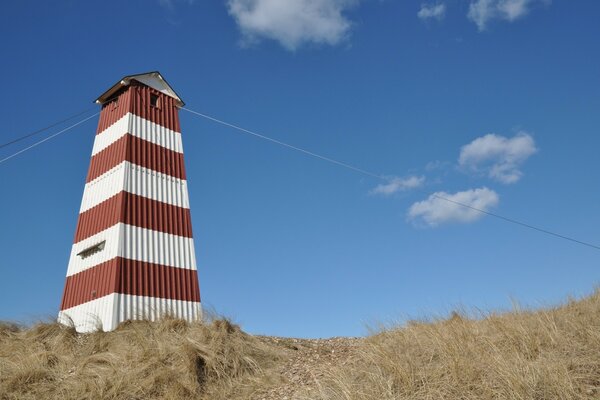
408,187,499,227
459,132,537,184
227,0,357,50
467,0,549,31
370,175,425,196
418,3,446,21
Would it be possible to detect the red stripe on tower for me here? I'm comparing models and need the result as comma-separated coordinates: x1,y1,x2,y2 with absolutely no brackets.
60,258,201,310
96,81,181,133
58,72,202,333
74,192,193,242
86,134,186,182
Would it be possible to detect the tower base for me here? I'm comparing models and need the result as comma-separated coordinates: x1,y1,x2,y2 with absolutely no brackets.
58,293,202,333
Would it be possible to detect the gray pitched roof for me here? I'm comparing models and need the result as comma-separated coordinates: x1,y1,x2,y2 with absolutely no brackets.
95,71,184,107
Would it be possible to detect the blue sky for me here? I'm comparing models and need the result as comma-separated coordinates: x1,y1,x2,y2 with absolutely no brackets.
0,0,599,338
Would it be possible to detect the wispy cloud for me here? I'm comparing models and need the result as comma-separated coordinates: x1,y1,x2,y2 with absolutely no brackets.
425,160,450,171
459,132,537,184
408,187,499,227
418,3,446,21
370,175,425,196
467,0,550,31
157,0,195,25
227,0,358,51
158,0,194,11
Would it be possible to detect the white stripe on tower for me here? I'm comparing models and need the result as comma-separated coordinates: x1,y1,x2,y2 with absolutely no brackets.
92,112,184,155
66,223,197,276
79,162,190,213
58,293,202,333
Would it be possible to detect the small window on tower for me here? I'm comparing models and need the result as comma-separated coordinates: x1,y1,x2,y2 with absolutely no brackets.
77,241,106,259
150,94,160,108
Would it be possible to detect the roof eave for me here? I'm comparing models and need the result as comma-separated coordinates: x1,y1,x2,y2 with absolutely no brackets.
94,72,185,107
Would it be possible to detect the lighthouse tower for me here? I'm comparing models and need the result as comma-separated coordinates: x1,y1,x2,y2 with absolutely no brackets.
58,72,202,332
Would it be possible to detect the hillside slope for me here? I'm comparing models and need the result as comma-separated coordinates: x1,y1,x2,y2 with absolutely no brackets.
1,291,599,399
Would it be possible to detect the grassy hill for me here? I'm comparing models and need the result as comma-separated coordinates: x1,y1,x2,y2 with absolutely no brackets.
1,290,599,399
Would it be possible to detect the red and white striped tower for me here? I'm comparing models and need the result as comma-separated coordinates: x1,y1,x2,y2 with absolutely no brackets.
58,72,201,332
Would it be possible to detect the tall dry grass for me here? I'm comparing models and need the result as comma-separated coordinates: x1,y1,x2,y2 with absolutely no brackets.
303,290,600,400
2,291,599,399
0,317,283,400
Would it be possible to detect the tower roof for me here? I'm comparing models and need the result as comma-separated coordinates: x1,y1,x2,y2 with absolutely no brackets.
95,71,185,107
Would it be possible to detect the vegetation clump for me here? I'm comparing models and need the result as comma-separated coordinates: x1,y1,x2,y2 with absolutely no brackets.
0,317,283,400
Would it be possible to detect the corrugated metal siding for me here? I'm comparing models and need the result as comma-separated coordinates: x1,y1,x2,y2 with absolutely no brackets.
86,134,186,182
67,223,197,276
75,191,193,242
117,295,201,324
120,224,196,271
61,257,200,310
80,162,189,213
61,76,200,332
96,82,180,134
92,113,183,156
61,259,119,310
124,163,189,209
118,258,199,302
86,134,128,182
127,81,181,132
74,193,123,242
66,223,123,276
96,88,132,134
121,192,192,238
60,294,201,333
127,112,183,152
58,293,120,332
126,133,186,179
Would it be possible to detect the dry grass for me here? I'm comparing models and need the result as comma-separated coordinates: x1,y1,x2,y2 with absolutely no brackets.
1,291,599,399
0,317,284,400
302,290,600,400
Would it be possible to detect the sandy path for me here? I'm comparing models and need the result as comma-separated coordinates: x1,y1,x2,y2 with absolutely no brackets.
253,336,362,400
